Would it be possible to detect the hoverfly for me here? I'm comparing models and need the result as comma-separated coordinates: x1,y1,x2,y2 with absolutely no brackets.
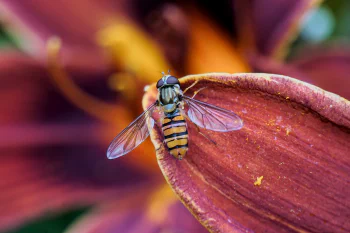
107,73,243,160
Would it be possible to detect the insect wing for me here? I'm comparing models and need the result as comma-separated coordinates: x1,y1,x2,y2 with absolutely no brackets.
183,96,243,132
106,103,156,159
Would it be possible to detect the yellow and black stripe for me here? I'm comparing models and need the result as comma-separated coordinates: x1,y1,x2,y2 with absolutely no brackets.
162,111,188,159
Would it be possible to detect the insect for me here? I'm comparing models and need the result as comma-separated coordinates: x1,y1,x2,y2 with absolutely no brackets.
107,73,243,160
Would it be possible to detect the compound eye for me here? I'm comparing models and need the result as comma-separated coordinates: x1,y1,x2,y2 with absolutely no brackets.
166,76,179,85
156,79,164,88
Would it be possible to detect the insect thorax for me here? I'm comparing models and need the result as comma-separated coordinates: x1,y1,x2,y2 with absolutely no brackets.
158,85,182,113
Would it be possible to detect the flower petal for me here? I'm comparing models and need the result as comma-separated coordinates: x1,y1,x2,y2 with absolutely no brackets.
290,47,350,100
0,0,122,53
0,147,152,232
138,3,190,73
234,0,321,59
64,185,207,233
186,9,250,74
45,38,160,171
250,49,350,101
143,73,350,232
0,53,157,231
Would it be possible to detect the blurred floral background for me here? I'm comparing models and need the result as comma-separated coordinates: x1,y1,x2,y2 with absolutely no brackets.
0,0,349,233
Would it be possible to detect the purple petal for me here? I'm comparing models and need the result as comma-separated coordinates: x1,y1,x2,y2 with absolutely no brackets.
65,186,207,233
290,47,350,99
0,52,155,231
234,0,320,58
144,73,350,232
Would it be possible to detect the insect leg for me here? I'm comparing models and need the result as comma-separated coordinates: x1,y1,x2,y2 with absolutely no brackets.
183,80,207,99
193,124,217,146
182,80,199,94
191,87,207,99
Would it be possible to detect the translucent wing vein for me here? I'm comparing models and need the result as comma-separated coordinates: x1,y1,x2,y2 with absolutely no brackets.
183,96,243,132
106,102,156,159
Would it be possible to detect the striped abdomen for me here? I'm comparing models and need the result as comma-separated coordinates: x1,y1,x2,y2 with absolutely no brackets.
162,111,188,159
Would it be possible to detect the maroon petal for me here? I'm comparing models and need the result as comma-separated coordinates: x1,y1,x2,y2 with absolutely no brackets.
249,54,321,95
143,73,350,232
234,0,321,58
0,147,153,232
0,0,125,51
64,185,207,233
290,47,350,100
0,0,189,73
0,124,104,148
0,51,114,124
141,3,190,73
0,53,156,231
